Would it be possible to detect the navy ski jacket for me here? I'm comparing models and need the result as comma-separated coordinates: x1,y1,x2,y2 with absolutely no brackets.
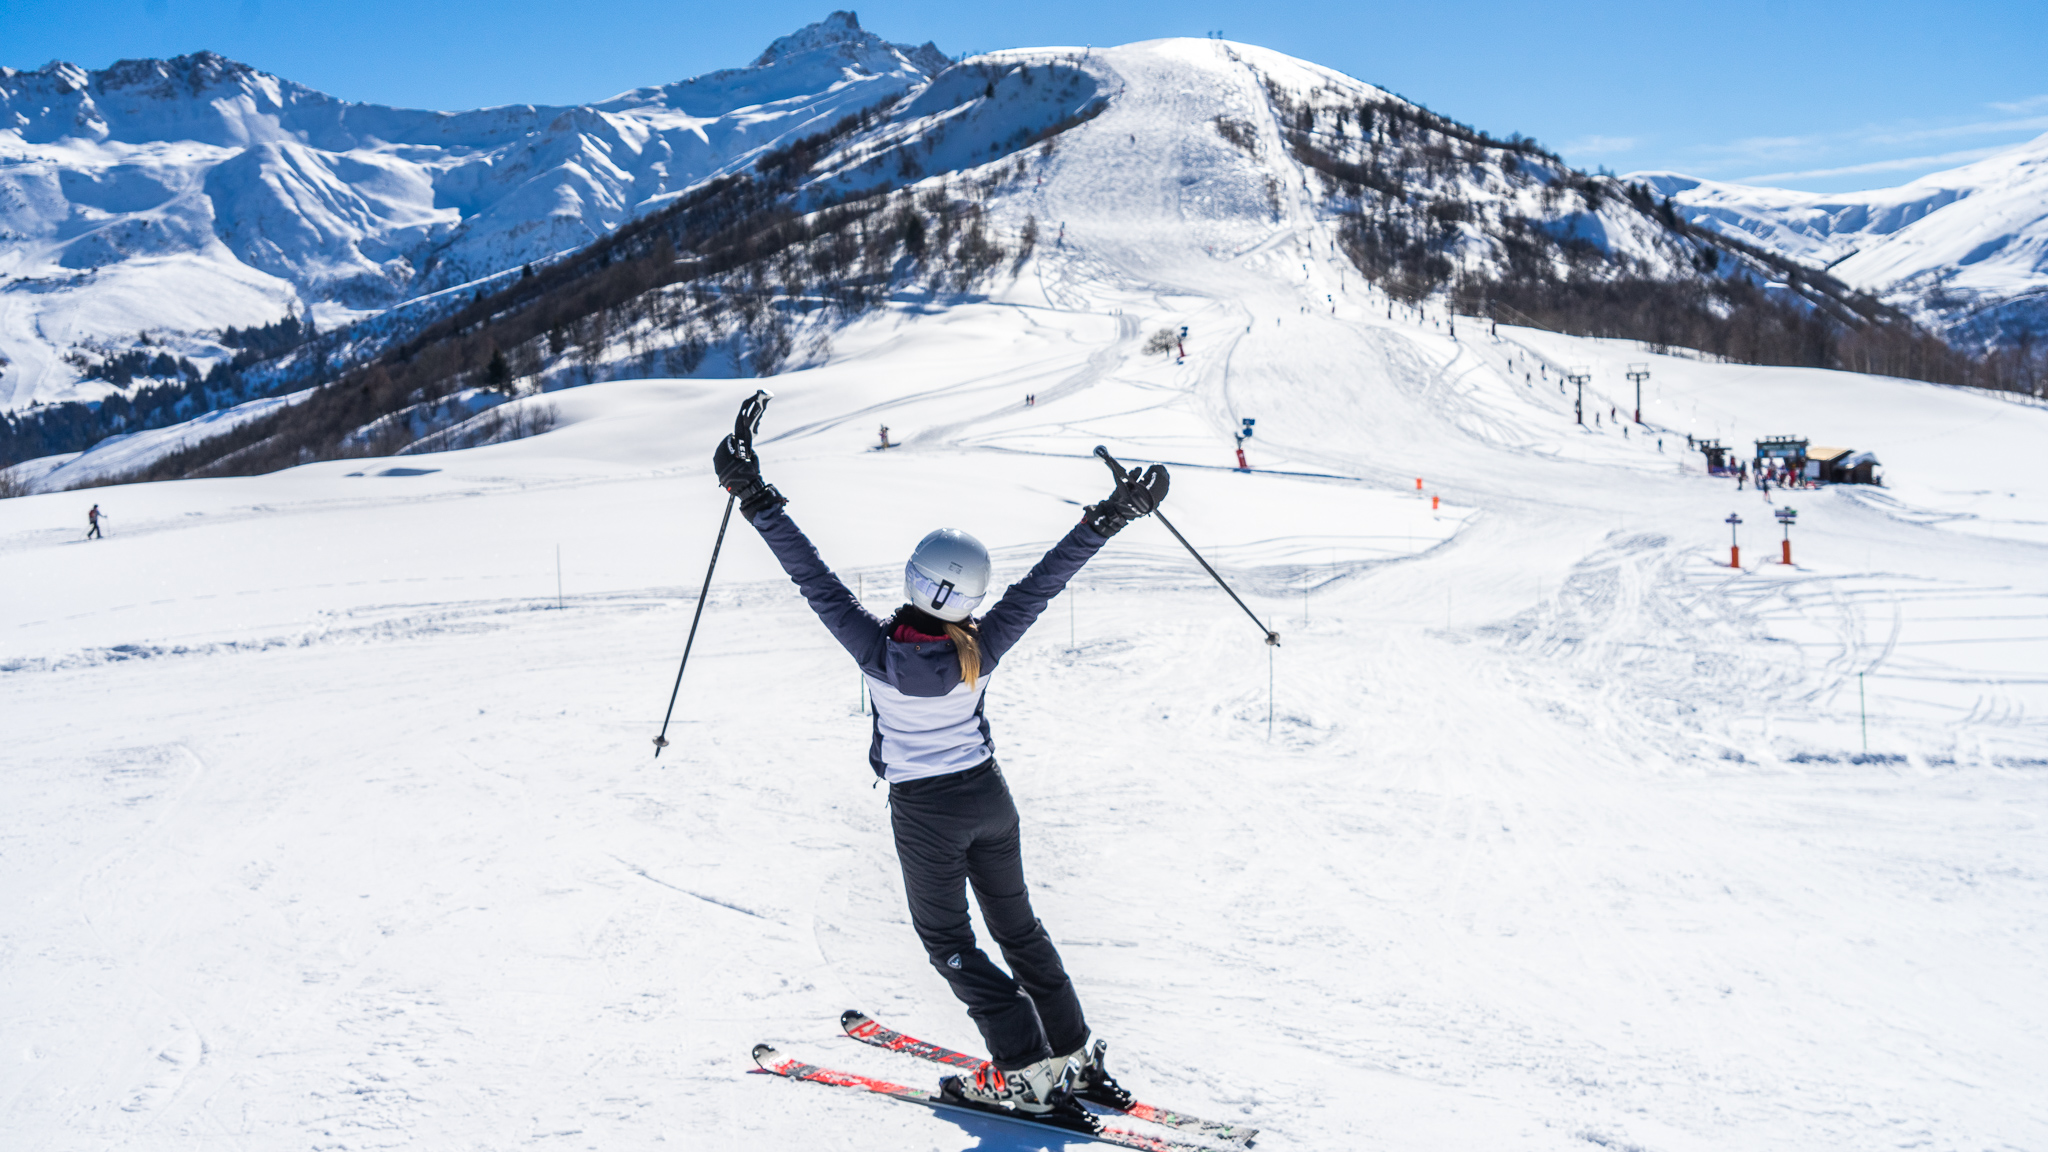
749,504,1105,782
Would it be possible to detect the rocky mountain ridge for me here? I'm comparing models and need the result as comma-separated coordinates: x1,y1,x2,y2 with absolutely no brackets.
0,12,944,408
1637,133,2048,351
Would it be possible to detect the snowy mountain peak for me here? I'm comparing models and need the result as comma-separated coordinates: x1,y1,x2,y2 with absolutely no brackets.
93,51,261,98
1635,130,2048,346
0,16,952,411
16,59,90,93
595,13,945,114
747,11,943,72
0,51,334,147
750,10,868,67
745,11,950,79
1,51,271,104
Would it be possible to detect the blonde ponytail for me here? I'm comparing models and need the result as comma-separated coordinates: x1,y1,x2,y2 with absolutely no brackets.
943,621,982,689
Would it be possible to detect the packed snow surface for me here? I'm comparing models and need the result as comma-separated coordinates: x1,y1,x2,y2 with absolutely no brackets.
5,38,2047,1152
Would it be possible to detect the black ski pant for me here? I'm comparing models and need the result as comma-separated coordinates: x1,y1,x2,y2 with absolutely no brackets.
889,760,1088,1069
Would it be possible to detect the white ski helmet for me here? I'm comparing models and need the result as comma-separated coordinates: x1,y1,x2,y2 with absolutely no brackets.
904,528,992,623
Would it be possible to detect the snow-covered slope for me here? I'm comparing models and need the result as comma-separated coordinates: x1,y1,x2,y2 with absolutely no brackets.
0,12,945,408
1,32,1943,491
1638,134,2048,346
5,35,2046,1152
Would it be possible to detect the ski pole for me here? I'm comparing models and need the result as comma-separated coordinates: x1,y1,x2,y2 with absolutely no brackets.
1094,446,1279,646
654,389,773,758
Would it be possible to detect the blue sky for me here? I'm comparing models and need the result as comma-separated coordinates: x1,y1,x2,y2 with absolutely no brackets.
5,0,2044,192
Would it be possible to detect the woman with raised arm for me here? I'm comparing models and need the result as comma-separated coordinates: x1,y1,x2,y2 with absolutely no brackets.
712,413,1167,1126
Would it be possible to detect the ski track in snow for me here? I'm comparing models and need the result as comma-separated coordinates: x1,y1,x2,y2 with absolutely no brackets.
5,38,2048,1152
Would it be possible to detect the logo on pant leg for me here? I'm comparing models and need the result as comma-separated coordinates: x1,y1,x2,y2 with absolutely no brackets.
946,953,963,969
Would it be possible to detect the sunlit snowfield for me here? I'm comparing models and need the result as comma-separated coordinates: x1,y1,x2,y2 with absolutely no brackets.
6,39,2047,1152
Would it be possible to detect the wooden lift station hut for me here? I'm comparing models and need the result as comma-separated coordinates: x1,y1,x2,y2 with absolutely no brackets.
1752,436,1882,485
1806,446,1882,485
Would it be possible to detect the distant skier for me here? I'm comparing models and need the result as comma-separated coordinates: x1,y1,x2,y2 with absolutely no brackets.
713,412,1170,1126
878,424,892,450
86,503,105,540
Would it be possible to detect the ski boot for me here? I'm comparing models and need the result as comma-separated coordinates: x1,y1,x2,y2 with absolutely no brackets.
941,1054,1099,1133
1060,1038,1135,1110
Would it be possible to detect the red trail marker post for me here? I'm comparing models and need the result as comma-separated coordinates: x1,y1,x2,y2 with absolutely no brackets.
1726,512,1743,569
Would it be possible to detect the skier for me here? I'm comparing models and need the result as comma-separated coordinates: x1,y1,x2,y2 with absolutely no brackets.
878,424,892,450
86,503,105,540
712,414,1170,1125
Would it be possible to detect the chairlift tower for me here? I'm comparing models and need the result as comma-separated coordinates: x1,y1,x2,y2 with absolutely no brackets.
1626,362,1650,424
1566,367,1592,425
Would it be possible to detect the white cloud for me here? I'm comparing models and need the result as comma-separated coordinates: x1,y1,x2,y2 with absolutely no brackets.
1701,116,2048,165
1709,134,1820,159
1682,111,2048,185
1739,145,2012,184
1989,94,2048,114
1566,134,1638,155
1863,114,2048,146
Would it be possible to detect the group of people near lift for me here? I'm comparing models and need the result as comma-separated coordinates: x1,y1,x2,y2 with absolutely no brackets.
1734,458,1815,493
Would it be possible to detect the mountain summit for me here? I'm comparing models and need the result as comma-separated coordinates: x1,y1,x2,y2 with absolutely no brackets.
750,10,949,74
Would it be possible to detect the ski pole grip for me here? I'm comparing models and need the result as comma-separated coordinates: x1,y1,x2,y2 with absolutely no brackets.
1092,445,1128,480
740,389,774,440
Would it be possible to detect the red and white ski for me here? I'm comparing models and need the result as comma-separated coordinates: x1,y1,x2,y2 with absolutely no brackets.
840,1010,1259,1146
751,1044,1222,1152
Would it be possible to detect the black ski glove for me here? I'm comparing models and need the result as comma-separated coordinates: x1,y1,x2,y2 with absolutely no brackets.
713,394,785,520
1082,463,1170,537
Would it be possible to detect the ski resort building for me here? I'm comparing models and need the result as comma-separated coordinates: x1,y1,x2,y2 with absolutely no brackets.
1696,438,1732,474
1754,436,1809,471
1807,446,1883,485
